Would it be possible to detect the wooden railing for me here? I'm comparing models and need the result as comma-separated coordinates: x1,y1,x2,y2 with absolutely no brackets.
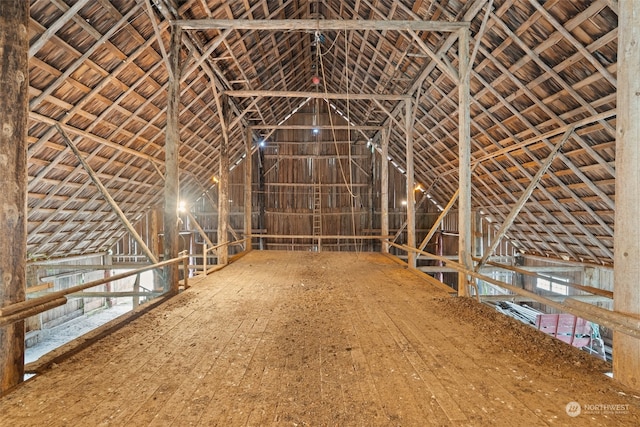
0,253,189,328
383,239,640,340
199,238,249,275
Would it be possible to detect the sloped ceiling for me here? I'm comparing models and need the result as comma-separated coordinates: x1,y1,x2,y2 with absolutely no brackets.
26,0,618,265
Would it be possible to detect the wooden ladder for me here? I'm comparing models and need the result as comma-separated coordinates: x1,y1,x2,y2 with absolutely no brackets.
312,184,322,250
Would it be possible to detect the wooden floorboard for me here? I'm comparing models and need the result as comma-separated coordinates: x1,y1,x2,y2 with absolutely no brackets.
1,250,639,426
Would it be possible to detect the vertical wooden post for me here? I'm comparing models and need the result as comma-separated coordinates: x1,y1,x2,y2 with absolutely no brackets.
202,243,208,275
149,208,160,261
103,252,114,308
405,99,416,268
133,274,140,308
0,0,28,393
614,0,640,391
25,265,41,334
258,147,266,250
244,130,253,251
381,129,390,253
163,24,182,293
182,256,189,289
471,210,481,258
217,96,230,265
149,208,162,291
458,27,472,296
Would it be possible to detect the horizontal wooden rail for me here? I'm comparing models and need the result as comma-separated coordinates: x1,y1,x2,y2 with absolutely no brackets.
26,282,54,294
204,238,249,255
480,294,612,304
472,257,613,299
0,254,188,324
384,240,640,339
225,90,409,101
27,251,109,266
250,234,391,240
0,298,68,328
250,125,384,131
175,19,470,32
30,264,152,270
67,291,164,299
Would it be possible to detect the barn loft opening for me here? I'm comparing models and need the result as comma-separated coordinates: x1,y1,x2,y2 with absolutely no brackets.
1,0,639,425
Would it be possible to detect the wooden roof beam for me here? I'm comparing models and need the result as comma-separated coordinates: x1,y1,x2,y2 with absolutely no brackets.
226,90,410,101
174,19,469,32
250,125,383,130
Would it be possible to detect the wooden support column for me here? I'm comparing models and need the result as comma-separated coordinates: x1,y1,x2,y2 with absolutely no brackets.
405,99,416,268
381,129,390,253
103,252,114,308
149,208,162,292
244,129,253,251
163,24,182,293
471,210,482,258
458,26,472,296
0,0,28,393
614,0,640,391
217,95,230,265
258,146,266,250
149,208,160,261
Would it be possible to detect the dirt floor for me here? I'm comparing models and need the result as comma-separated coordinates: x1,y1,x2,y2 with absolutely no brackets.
0,250,639,426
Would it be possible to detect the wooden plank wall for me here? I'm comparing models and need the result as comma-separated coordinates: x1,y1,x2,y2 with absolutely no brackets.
261,104,373,251
25,254,107,346
254,103,452,252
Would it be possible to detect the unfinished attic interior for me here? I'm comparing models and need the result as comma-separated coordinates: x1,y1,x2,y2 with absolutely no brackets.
1,0,640,424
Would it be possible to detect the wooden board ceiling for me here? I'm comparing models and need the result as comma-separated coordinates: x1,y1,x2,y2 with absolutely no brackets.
26,0,618,265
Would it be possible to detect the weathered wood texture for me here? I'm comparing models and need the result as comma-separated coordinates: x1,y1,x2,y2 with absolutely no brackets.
216,94,231,265
613,0,640,391
260,105,375,251
457,27,472,297
0,0,28,394
21,1,621,268
405,99,416,268
163,24,182,292
244,131,252,250
381,129,389,253
176,18,469,32
58,126,158,264
0,251,638,425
